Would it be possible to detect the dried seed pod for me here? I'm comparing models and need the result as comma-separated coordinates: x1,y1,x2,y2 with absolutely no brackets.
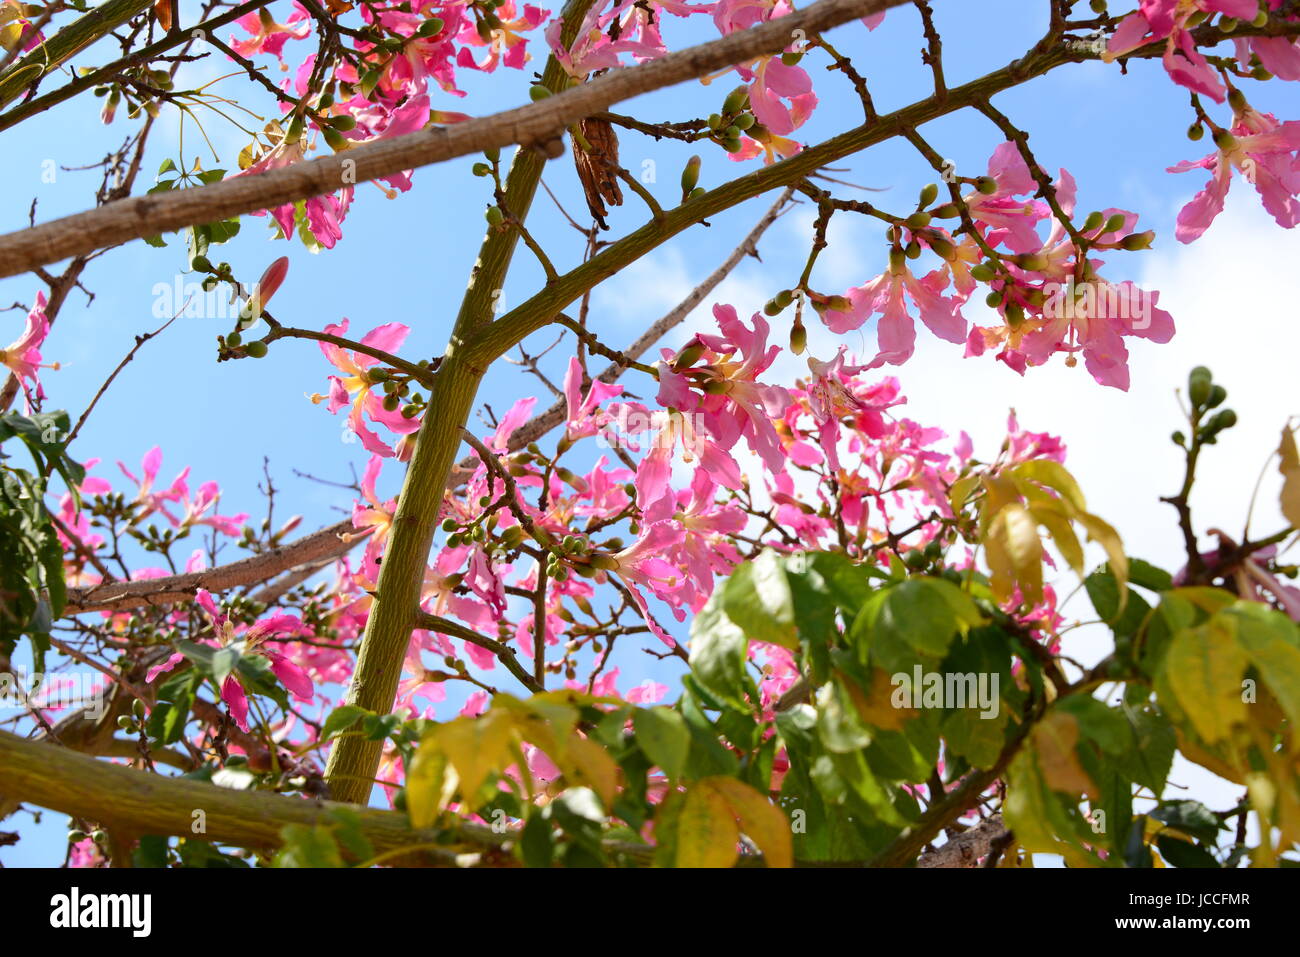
571,117,624,230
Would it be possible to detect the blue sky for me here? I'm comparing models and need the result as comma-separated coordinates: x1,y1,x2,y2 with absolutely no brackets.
3,0,1299,864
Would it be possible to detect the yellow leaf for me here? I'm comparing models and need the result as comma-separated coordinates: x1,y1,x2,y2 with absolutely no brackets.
406,740,451,829
559,733,620,809
1078,510,1128,601
1279,427,1300,530
948,473,980,514
843,666,914,731
1030,711,1098,798
431,708,517,810
1010,460,1088,513
1030,501,1085,576
987,502,1042,606
705,777,793,868
1165,617,1249,745
676,781,740,868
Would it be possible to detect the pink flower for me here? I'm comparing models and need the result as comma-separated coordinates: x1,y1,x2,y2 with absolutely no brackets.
148,590,315,732
1168,110,1300,242
745,55,817,137
456,1,550,72
228,4,310,59
1106,0,1259,102
823,262,967,369
353,455,396,585
310,318,421,457
1,292,51,409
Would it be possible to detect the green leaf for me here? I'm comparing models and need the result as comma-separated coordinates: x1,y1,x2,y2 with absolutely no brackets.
720,550,797,650
320,704,371,741
1156,834,1220,868
632,706,690,782
689,598,749,709
1151,800,1223,844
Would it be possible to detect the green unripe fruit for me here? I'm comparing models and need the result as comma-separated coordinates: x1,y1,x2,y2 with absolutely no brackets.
1210,409,1237,431
789,321,807,355
680,154,701,196
225,331,242,347
722,85,749,116
918,182,939,208
322,126,348,151
244,340,268,358
1213,129,1237,151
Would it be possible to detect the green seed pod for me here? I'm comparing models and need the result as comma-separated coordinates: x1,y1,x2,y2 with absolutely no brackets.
1102,213,1128,235
322,126,348,151
722,85,749,116
1210,409,1237,431
918,182,939,208
1119,231,1155,250
244,340,268,358
790,320,807,355
1188,367,1212,406
680,154,701,197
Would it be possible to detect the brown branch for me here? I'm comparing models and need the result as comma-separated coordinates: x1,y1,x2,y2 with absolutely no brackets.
0,0,904,278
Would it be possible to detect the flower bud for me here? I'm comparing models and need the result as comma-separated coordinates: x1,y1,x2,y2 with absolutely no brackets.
1119,230,1154,250
722,85,749,116
1102,213,1127,235
905,211,932,230
255,256,290,310
918,183,939,207
975,176,998,195
933,203,960,219
485,205,504,226
970,262,996,282
672,339,706,370
789,320,807,355
244,340,268,358
1081,210,1104,232
1212,129,1237,151
418,17,445,36
528,84,552,101
680,154,701,198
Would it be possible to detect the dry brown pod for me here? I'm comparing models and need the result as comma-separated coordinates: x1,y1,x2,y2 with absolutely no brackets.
571,117,624,230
